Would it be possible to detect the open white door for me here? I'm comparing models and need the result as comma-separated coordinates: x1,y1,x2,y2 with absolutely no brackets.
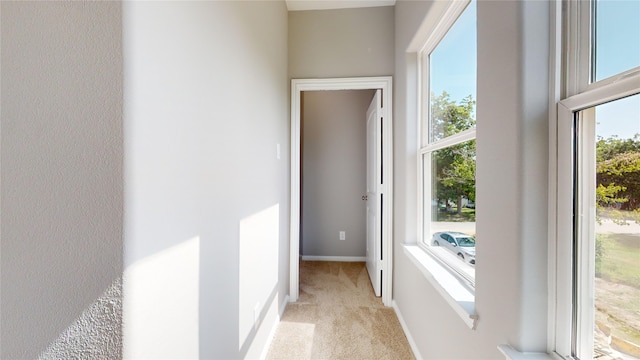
366,89,382,297
290,77,393,306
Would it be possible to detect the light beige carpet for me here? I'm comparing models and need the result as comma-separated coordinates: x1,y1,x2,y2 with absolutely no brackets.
266,261,415,360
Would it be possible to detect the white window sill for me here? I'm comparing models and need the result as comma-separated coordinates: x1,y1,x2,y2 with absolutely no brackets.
497,345,554,360
403,244,478,329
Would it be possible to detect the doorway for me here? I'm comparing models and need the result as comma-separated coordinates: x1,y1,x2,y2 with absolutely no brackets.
289,77,393,306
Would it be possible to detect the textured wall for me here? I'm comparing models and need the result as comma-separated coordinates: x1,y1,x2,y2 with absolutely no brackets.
1,1,124,358
38,279,123,359
302,90,375,258
122,1,289,358
289,6,394,79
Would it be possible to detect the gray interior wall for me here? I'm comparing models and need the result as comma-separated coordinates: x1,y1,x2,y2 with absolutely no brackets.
392,0,550,357
1,2,124,358
302,90,375,258
289,6,394,78
0,1,556,358
122,1,289,358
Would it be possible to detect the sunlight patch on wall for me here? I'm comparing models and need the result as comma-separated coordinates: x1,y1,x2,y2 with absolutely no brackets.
239,204,279,348
123,236,200,359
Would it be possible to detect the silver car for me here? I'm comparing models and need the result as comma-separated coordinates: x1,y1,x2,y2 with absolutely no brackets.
432,231,476,265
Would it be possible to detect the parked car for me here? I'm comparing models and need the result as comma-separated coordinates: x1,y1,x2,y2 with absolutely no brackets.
432,231,476,265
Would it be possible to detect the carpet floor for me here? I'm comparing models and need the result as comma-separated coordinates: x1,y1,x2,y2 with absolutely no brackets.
266,261,415,360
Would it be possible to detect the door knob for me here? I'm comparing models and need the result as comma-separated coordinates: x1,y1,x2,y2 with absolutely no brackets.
362,195,368,201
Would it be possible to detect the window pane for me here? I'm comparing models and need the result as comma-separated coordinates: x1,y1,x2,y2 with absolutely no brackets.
423,140,476,266
593,0,640,82
590,94,640,358
428,1,476,142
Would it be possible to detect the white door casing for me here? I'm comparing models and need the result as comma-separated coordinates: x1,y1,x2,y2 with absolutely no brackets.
366,90,382,297
289,77,393,306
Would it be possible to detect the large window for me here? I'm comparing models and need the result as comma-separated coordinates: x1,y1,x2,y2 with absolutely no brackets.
575,95,640,359
553,1,640,358
418,0,477,285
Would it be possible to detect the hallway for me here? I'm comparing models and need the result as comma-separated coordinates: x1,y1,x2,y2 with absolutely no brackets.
266,261,414,359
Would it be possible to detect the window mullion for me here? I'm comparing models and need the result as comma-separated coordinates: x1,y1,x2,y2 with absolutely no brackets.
561,70,640,113
554,103,576,358
420,128,476,155
421,52,430,148
573,108,596,360
578,0,592,92
564,0,592,98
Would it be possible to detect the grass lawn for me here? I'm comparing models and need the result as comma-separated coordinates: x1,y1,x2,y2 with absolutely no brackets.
598,233,640,289
436,207,476,222
596,233,640,346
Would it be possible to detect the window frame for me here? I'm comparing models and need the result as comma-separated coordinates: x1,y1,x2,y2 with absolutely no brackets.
550,0,640,358
416,0,477,289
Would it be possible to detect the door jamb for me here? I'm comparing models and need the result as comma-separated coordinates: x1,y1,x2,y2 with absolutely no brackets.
289,77,393,306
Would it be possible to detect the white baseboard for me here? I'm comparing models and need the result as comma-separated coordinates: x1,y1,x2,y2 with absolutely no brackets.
280,295,290,316
301,255,366,262
392,300,423,360
258,295,290,360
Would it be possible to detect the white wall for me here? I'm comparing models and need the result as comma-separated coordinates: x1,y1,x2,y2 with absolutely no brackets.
1,2,124,358
289,6,394,78
393,0,550,358
122,1,289,358
302,90,375,258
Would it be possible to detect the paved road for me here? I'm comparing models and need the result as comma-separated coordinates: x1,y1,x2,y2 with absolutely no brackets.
431,222,476,235
430,219,640,236
596,219,640,234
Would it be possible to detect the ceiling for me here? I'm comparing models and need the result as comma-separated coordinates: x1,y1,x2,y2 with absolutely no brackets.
285,0,396,12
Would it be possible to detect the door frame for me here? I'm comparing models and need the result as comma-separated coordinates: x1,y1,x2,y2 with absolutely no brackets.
289,77,393,306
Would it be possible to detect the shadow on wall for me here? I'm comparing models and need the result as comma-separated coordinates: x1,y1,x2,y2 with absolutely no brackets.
38,278,123,359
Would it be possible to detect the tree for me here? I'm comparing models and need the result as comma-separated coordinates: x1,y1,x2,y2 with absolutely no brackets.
430,92,476,215
597,152,640,210
595,134,640,226
430,92,476,141
596,134,640,163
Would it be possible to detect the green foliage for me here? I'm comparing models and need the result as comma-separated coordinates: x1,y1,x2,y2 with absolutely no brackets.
596,184,628,225
596,145,640,212
595,234,605,276
596,134,640,163
430,92,476,141
596,183,628,206
430,92,476,215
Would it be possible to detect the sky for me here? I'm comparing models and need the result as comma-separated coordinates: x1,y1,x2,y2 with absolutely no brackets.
593,0,640,140
428,0,640,141
429,0,476,105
